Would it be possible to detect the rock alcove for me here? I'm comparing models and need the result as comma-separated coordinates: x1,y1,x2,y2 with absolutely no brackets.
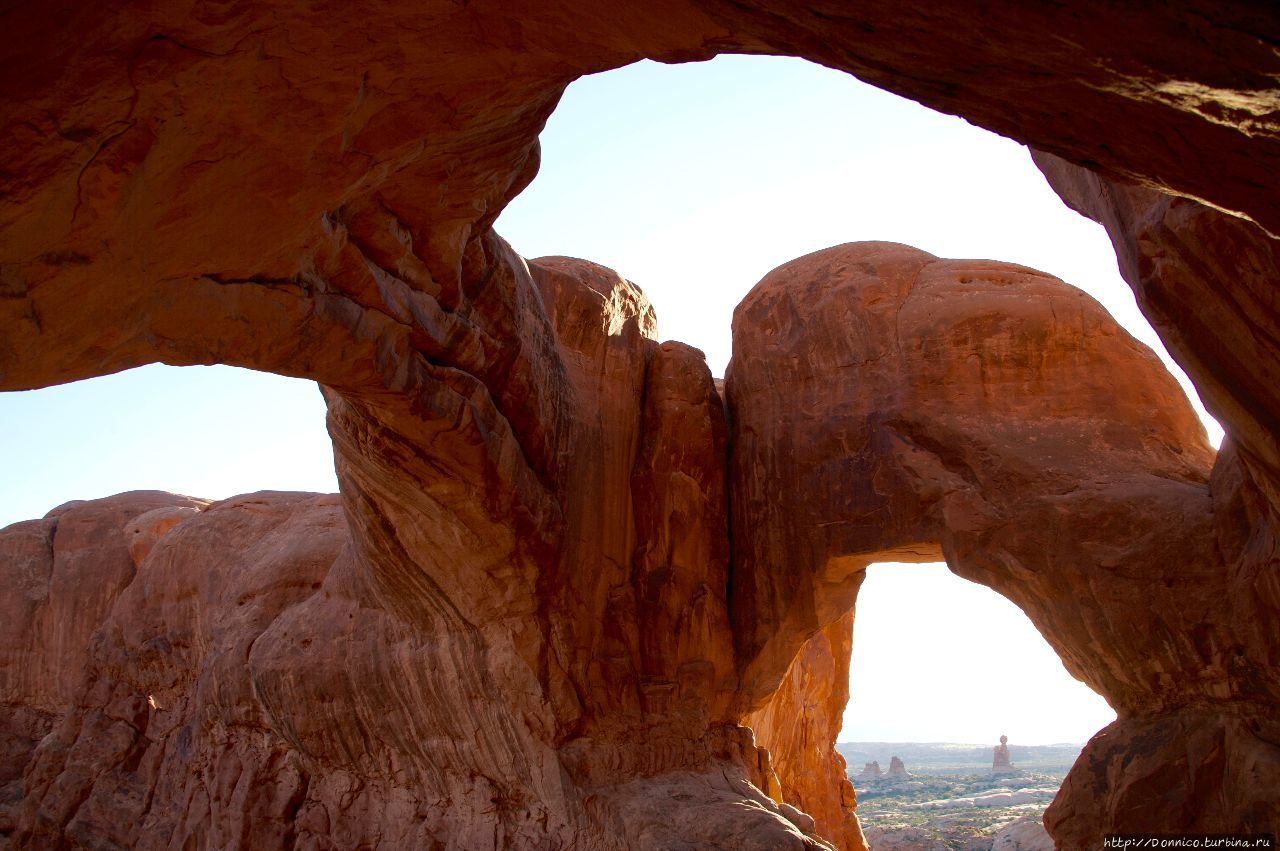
2,3,1280,849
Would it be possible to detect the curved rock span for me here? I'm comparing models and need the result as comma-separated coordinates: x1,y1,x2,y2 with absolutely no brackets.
5,240,1277,848
728,242,1277,845
2,2,1280,848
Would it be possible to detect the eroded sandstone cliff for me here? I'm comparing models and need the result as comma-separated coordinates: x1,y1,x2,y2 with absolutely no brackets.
6,241,1274,848
2,1,1280,848
1,257,834,849
728,242,1278,845
1029,153,1280,846
745,613,863,851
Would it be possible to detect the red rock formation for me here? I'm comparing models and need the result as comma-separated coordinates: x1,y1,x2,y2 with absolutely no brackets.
4,236,1279,845
2,2,1280,848
1,255,833,849
13,492,346,850
0,492,206,839
1032,153,1280,846
992,736,1015,775
1033,150,1280,512
727,241,1278,844
8,238,1270,848
746,612,864,851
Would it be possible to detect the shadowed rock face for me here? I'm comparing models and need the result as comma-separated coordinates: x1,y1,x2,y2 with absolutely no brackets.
2,2,1280,849
1029,152,1280,846
729,242,1279,845
5,243,1275,848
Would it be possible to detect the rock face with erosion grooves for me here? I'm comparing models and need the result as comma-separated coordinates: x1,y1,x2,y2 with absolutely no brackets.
1029,152,1280,844
745,612,864,850
0,491,207,839
2,0,1280,847
727,242,1279,844
5,238,1275,847
1,256,835,850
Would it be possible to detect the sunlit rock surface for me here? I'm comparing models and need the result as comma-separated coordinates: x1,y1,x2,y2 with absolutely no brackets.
4,240,1273,847
0,258,831,850
2,1,1280,847
727,242,1278,844
746,612,864,850
992,818,1054,851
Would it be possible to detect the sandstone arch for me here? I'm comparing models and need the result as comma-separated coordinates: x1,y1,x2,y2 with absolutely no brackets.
2,2,1280,848
728,241,1217,707
733,242,1278,847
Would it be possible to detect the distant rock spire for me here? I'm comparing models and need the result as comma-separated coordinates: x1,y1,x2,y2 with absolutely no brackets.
992,734,1017,775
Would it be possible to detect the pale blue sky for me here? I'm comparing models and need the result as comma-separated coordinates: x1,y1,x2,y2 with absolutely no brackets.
0,365,335,529
2,55,1215,744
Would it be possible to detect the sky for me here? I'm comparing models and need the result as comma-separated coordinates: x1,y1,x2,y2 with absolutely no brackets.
1,55,1219,745
845,564,1117,745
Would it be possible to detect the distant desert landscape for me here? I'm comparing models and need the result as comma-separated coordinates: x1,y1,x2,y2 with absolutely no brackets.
842,742,1076,850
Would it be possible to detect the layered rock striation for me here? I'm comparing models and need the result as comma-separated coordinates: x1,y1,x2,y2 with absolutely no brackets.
5,240,1275,847
2,2,1280,848
2,257,834,849
728,242,1278,844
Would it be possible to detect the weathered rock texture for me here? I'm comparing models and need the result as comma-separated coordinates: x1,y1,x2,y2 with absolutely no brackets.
1033,151,1280,505
1028,152,1280,844
2,1,1280,849
727,242,1279,845
746,612,863,851
6,239,1275,848
0,492,206,840
1,257,835,850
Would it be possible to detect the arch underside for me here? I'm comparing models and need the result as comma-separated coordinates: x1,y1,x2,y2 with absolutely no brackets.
1,3,1279,849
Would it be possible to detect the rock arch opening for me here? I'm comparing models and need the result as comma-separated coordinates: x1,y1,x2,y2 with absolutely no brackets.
842,562,1115,746
839,561,1116,846
0,364,337,529
496,55,1222,443
725,239,1280,848
0,54,1232,850
2,5,1279,850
